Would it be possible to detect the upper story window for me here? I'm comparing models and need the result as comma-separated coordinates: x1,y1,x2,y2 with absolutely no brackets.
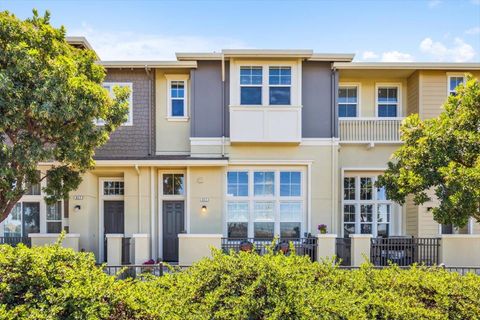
97,83,133,126
240,67,262,105
448,75,464,96
338,86,358,117
166,74,189,120
269,67,291,105
376,85,399,117
234,61,298,107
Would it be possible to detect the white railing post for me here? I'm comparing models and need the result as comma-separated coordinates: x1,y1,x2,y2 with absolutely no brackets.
339,118,403,143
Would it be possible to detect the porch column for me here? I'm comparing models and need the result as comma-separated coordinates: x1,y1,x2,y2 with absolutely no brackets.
316,234,337,263
106,234,123,266
350,234,372,267
132,233,150,265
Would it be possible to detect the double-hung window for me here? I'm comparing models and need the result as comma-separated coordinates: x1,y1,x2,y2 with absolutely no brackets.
448,75,464,96
240,67,262,105
342,175,393,238
269,67,291,105
338,86,358,117
377,86,399,117
166,74,189,120
98,83,133,125
226,169,304,239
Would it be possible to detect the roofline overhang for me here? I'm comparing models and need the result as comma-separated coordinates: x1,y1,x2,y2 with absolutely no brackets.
333,62,480,70
93,159,228,166
66,36,95,51
98,60,198,69
176,50,355,62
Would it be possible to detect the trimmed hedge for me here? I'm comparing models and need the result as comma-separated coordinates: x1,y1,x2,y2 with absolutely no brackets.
1,244,480,319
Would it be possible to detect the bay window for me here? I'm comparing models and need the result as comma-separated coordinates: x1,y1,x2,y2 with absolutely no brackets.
226,169,305,239
343,175,393,237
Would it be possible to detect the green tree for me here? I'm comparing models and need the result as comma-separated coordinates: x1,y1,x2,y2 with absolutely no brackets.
377,75,480,228
0,10,130,223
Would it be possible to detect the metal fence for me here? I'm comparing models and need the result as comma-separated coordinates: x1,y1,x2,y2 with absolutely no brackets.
221,237,318,261
0,236,31,247
371,237,440,266
103,264,165,279
121,237,131,265
335,238,351,266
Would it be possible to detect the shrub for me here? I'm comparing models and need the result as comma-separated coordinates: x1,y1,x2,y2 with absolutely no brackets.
1,244,480,319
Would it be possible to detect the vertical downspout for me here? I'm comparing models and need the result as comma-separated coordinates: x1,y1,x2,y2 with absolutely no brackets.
150,166,155,259
221,53,226,157
135,165,141,232
330,66,337,234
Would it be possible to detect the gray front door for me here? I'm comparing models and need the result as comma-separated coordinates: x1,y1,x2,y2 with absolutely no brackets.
163,201,185,262
104,200,125,261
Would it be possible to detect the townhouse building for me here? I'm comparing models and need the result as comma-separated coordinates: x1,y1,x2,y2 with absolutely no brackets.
1,37,479,265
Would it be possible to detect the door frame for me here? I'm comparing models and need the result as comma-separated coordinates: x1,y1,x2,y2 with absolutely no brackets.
158,170,186,260
98,177,125,262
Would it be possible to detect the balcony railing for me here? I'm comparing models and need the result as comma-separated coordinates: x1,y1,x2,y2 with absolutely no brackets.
339,118,404,143
370,237,440,266
221,237,317,261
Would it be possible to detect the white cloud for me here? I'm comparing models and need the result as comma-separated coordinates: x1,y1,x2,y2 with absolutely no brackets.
381,51,415,62
361,51,379,60
465,26,480,35
68,23,250,60
419,37,476,62
428,0,442,7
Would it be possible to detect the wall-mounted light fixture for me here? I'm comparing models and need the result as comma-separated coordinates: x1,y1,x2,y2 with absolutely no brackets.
74,205,81,212
201,205,207,213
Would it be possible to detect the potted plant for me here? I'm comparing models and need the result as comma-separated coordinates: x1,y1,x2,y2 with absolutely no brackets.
318,224,327,234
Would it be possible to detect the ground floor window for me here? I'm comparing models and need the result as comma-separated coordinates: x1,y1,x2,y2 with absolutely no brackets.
343,175,393,238
226,168,305,239
3,202,40,237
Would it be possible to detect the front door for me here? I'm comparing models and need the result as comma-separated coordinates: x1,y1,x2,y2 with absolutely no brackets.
163,200,185,262
104,200,125,261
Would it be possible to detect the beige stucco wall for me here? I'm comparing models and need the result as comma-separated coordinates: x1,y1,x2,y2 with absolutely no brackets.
189,166,224,234
178,234,222,266
339,77,408,117
440,235,480,267
155,69,190,154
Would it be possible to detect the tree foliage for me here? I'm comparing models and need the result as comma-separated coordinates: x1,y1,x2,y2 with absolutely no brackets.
1,244,480,319
0,10,130,222
377,75,480,227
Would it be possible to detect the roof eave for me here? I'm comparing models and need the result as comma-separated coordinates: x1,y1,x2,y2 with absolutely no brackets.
333,62,480,70
98,61,198,69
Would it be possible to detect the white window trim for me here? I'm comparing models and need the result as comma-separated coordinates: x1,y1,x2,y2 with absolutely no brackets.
341,174,395,238
446,73,465,96
268,66,292,106
98,82,133,126
338,82,361,118
165,74,189,121
98,177,125,262
224,167,306,238
375,83,402,118
230,59,302,107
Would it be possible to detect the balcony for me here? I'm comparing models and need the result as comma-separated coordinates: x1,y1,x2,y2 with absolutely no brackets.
339,118,404,144
229,106,302,143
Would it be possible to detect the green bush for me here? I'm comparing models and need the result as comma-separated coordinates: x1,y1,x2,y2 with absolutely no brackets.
1,244,480,319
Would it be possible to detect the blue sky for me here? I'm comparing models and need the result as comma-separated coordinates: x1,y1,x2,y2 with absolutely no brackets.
2,0,479,61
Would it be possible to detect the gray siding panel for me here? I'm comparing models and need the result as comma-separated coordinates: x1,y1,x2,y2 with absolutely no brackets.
302,61,337,138
95,69,153,158
191,61,228,137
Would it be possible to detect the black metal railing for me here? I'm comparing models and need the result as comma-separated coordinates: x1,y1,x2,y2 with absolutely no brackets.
0,236,31,247
221,237,318,261
121,237,131,265
103,264,164,279
335,238,351,266
371,237,440,266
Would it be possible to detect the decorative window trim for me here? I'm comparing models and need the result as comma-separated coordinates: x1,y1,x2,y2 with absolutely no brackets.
98,82,133,126
375,83,402,118
224,167,306,238
230,59,302,107
165,74,189,121
338,82,361,118
446,73,465,96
